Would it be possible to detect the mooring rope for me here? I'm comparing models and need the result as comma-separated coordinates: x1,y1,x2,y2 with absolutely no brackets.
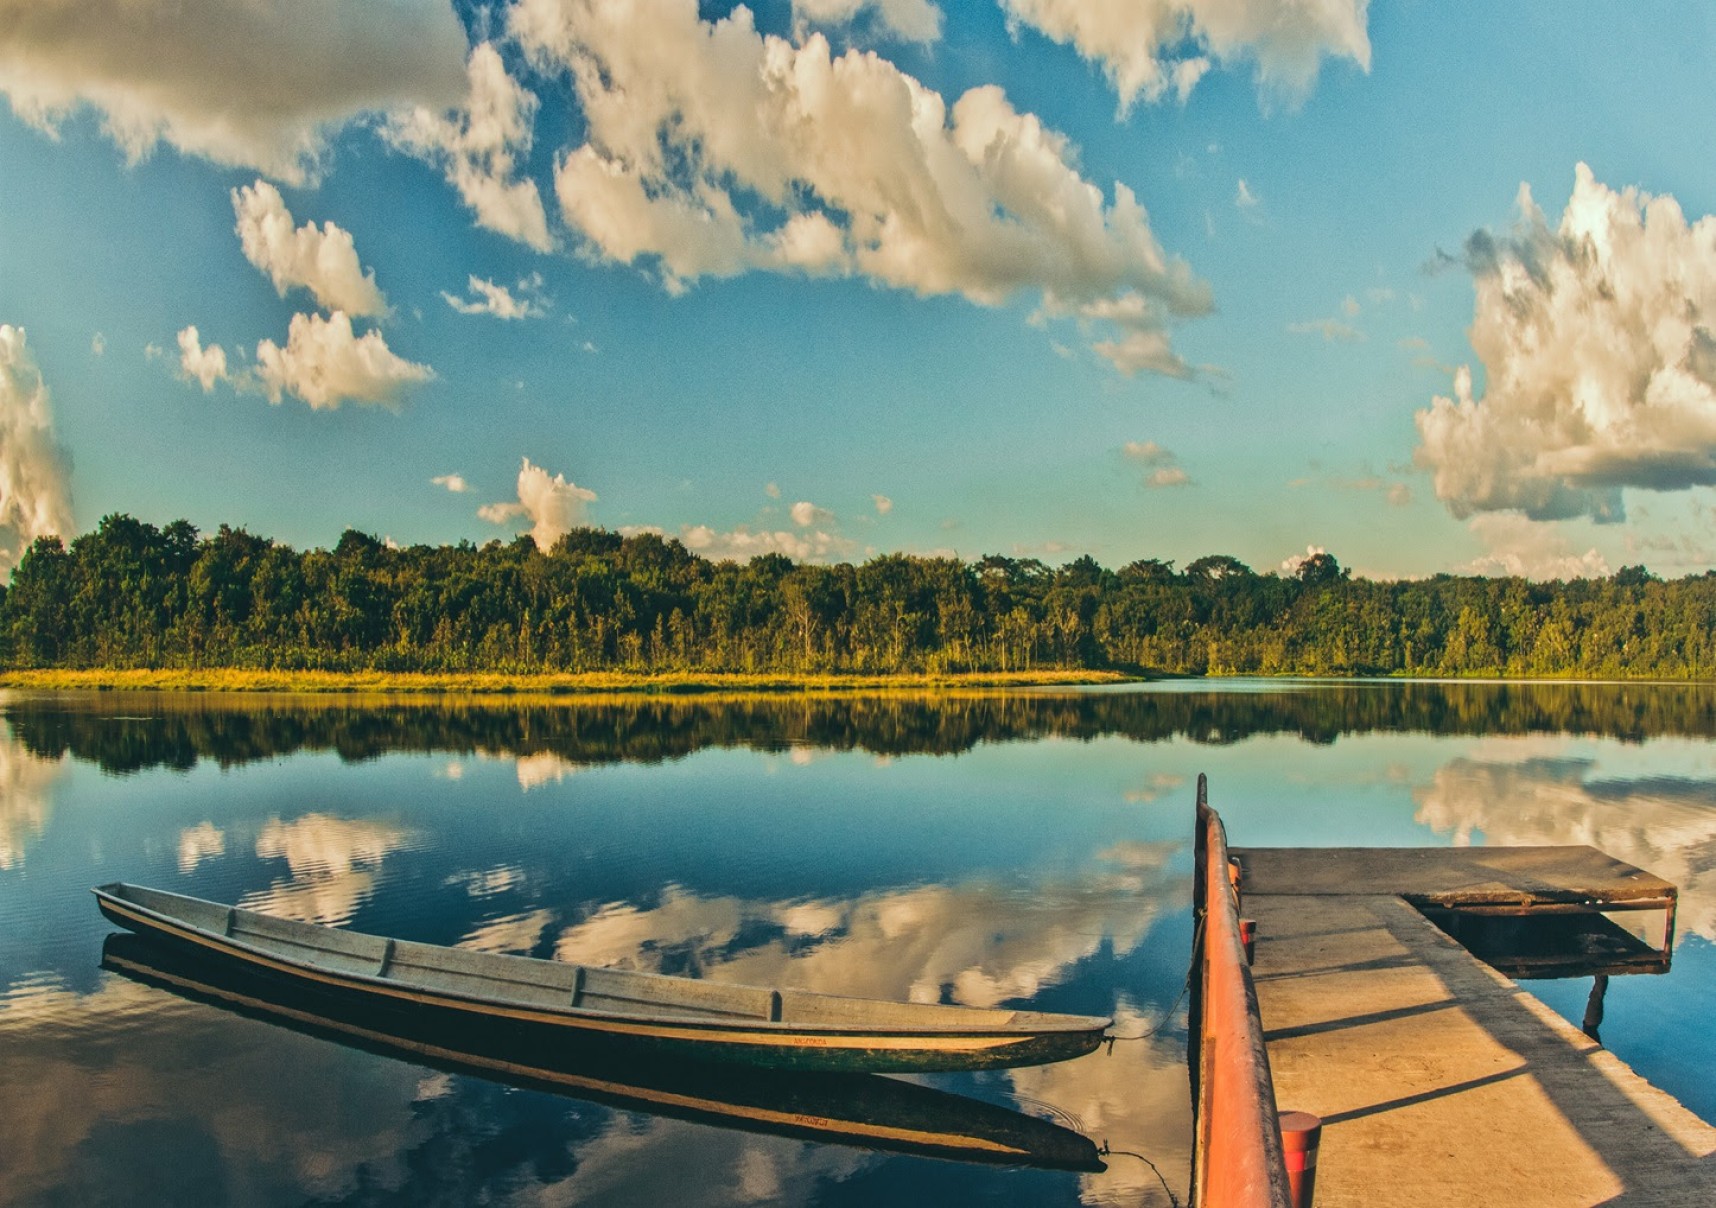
1097,1143,1182,1208
1104,912,1203,1045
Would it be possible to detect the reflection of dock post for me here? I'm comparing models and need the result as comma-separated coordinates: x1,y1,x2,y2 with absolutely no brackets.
1582,973,1610,1043
1189,774,1210,1110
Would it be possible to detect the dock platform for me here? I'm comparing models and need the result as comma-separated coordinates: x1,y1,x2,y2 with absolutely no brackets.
1230,846,1716,1206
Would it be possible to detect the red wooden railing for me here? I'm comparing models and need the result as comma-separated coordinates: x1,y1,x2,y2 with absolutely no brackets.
1189,773,1295,1208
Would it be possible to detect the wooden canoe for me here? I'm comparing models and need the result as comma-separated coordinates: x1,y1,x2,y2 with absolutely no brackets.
101,933,1107,1172
94,883,1112,1073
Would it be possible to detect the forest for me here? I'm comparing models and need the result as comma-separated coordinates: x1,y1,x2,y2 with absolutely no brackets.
2,513,1712,680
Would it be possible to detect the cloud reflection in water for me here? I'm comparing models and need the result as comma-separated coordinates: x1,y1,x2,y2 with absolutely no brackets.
550,841,1182,1010
1415,745,1716,940
242,813,415,926
0,718,66,869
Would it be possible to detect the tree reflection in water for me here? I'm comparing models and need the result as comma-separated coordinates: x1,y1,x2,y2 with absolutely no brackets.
8,680,1716,776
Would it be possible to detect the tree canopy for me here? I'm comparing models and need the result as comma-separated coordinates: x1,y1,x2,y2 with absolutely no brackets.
4,513,1714,680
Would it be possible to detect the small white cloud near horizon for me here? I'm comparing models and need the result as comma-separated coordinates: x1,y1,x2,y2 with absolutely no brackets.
89,332,105,357
1123,439,1193,488
0,325,74,578
479,457,597,551
442,273,548,319
1235,179,1260,211
998,0,1370,111
676,523,856,564
1279,544,1326,575
233,180,387,317
790,500,834,527
1416,164,1716,524
872,493,894,515
1460,514,1609,580
432,473,471,494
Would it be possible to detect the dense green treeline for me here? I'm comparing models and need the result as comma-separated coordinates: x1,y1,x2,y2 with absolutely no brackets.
3,513,1714,679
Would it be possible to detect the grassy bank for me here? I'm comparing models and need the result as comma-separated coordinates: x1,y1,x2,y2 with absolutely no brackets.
0,668,1136,695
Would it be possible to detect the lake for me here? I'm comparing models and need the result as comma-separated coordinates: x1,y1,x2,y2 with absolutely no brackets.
2,682,1713,1206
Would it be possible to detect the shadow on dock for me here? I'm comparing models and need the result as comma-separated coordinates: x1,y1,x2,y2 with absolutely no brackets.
1248,893,1716,1206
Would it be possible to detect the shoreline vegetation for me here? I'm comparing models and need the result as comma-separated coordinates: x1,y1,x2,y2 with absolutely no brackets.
4,514,1715,683
0,668,1133,695
1,668,1710,696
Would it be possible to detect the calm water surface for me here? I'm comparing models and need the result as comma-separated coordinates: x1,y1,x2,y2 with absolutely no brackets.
2,682,1714,1206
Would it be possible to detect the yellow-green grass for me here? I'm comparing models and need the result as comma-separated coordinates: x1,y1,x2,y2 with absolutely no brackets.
0,667,1135,697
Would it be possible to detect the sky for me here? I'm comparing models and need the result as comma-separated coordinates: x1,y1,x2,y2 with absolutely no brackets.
4,0,1716,581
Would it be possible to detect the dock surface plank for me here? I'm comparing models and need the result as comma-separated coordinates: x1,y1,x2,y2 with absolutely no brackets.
1243,860,1715,1206
1233,845,1675,905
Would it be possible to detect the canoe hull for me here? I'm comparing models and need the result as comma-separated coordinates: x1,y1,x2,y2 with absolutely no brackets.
95,888,1108,1074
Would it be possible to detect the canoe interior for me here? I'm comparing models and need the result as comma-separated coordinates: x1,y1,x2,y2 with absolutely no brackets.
96,883,1109,1039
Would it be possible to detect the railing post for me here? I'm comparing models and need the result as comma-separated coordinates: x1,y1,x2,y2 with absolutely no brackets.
1279,1111,1322,1208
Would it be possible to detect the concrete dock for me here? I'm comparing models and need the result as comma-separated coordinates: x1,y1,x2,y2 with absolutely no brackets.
1231,846,1716,1206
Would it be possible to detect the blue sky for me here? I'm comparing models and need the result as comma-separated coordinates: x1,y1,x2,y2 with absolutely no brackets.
4,0,1716,580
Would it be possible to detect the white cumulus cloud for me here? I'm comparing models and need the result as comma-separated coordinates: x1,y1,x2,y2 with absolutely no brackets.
232,180,386,317
999,0,1370,111
872,493,893,515
789,500,834,527
1279,543,1325,574
479,457,597,550
677,523,856,563
0,325,73,576
176,325,229,391
1459,513,1609,580
441,274,548,319
384,42,552,251
0,0,468,185
254,311,433,410
1416,164,1716,524
512,0,1211,375
431,473,470,493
